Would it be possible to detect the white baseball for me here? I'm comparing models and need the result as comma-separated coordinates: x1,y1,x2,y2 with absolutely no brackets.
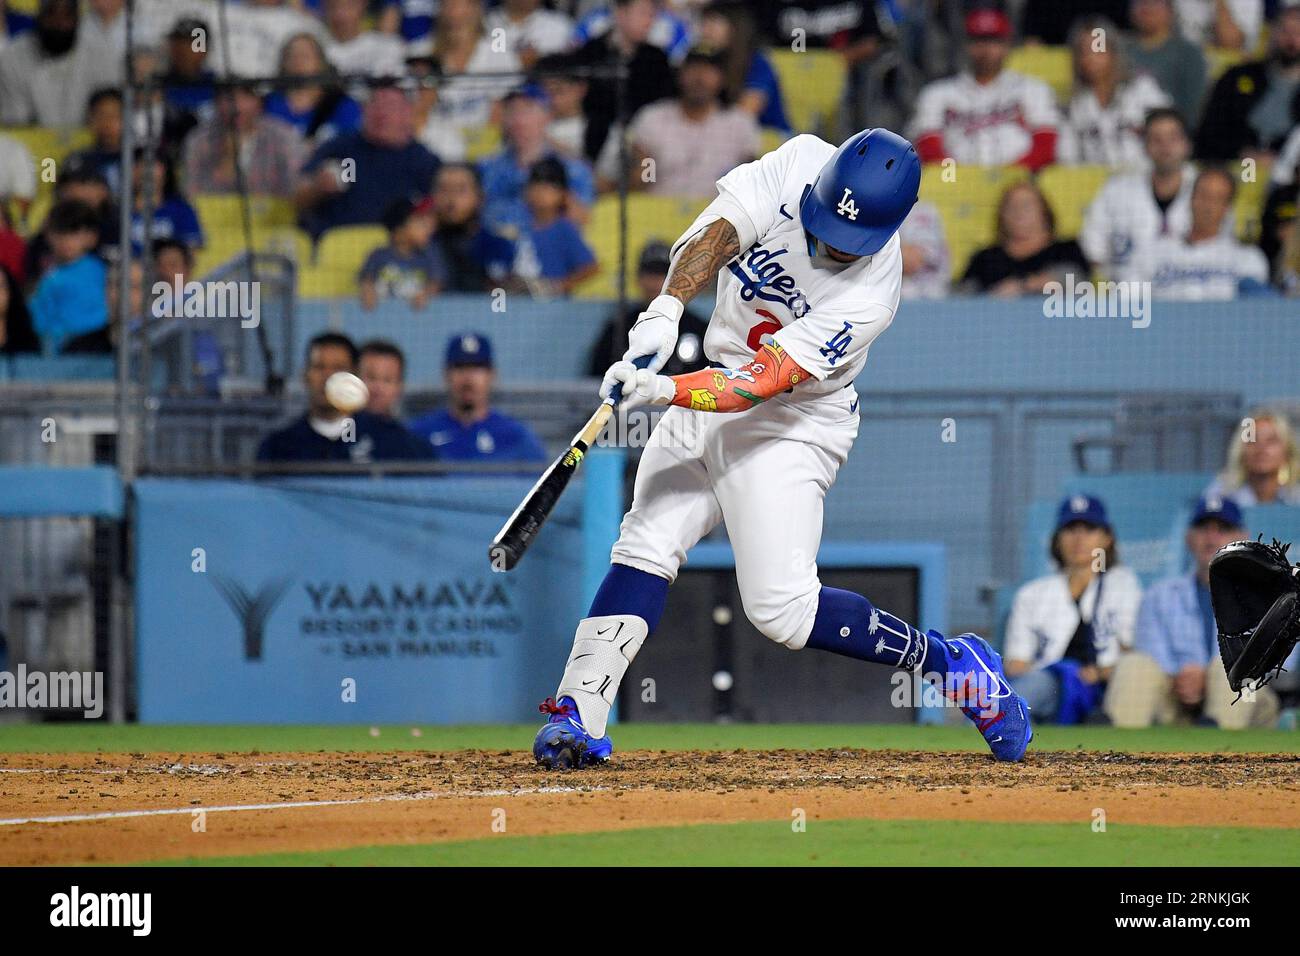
325,371,369,413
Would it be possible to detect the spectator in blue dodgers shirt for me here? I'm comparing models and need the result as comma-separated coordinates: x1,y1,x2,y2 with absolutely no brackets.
257,332,434,463
508,158,598,298
129,148,204,255
479,85,596,237
1105,496,1281,729
295,84,441,240
1002,495,1144,724
358,195,448,311
408,333,548,465
1135,167,1272,299
264,33,363,148
28,199,108,353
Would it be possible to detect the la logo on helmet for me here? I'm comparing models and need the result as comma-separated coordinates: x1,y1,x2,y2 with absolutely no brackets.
836,187,859,221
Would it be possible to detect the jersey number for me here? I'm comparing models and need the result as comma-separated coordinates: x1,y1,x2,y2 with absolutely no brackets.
746,308,783,351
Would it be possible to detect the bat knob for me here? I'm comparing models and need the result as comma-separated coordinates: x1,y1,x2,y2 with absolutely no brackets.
488,543,519,573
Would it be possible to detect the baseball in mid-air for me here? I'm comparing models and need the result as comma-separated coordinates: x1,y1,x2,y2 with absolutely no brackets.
325,371,368,414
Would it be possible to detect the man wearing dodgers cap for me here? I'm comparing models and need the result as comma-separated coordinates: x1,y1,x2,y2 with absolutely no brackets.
407,333,548,464
1106,495,1281,729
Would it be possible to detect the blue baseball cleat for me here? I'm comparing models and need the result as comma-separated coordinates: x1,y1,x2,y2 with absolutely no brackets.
937,632,1033,762
533,696,613,770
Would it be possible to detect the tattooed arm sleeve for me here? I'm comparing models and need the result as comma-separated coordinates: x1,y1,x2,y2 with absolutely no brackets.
667,343,811,413
662,218,741,305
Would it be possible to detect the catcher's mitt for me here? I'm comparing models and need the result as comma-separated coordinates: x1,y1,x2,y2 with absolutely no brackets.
1208,537,1300,693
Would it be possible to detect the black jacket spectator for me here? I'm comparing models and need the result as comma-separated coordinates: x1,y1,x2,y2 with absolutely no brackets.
963,240,1091,292
1195,60,1300,161
256,411,433,463
566,32,676,162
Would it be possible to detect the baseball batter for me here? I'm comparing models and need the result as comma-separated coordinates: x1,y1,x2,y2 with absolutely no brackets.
534,129,1033,767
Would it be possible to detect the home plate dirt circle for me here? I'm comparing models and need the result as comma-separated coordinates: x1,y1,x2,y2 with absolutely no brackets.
1,750,1297,865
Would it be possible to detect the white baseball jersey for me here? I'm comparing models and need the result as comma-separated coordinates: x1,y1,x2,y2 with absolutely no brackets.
1058,75,1170,168
1177,0,1263,53
671,134,904,400
1004,566,1143,670
610,134,906,650
1080,164,1202,280
1138,234,1270,299
907,70,1060,166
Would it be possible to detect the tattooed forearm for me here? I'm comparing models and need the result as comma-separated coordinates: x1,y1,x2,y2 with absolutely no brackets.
663,218,741,304
668,342,811,413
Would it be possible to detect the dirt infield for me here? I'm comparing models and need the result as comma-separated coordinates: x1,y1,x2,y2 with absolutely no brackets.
2,749,1298,865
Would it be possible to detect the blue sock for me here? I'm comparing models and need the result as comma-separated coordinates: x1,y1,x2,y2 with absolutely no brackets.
586,562,669,633
804,586,947,673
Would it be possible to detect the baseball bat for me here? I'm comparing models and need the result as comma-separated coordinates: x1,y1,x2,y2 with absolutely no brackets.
488,356,652,571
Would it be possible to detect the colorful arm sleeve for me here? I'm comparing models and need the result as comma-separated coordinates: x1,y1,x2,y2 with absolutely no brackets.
667,342,810,413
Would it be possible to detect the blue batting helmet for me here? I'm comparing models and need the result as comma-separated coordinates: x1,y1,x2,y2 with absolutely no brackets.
800,128,921,257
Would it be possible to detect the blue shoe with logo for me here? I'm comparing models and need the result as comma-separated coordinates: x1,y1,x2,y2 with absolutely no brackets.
937,632,1033,763
533,696,613,770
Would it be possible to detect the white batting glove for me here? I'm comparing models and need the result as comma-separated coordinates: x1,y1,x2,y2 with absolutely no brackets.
622,294,684,373
600,360,675,408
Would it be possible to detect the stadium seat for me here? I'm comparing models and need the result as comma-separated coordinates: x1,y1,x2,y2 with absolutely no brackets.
463,124,502,162
767,48,847,136
2,126,92,170
1205,47,1245,82
1005,45,1072,104
760,127,789,157
574,193,707,300
1037,165,1111,241
1233,164,1270,243
193,228,312,281
918,164,1029,279
299,224,387,298
193,194,297,235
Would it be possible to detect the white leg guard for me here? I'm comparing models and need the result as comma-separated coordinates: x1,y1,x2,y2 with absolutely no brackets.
555,614,648,738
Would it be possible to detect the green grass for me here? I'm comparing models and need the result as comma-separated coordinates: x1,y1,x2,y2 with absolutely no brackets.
1,722,1296,754
149,817,1300,867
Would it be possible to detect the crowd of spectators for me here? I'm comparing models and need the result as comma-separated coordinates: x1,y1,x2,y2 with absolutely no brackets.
1004,410,1300,729
2,0,1298,360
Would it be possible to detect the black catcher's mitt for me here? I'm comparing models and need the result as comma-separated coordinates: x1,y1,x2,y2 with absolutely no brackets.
1208,538,1300,693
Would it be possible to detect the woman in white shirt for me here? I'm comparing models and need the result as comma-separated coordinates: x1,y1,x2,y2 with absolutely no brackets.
1004,494,1144,722
1058,16,1171,168
429,0,522,136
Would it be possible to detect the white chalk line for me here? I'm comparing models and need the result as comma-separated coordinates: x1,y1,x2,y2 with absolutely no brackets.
0,784,604,827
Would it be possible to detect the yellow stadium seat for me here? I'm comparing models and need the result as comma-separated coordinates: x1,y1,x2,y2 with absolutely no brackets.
767,49,847,136
463,124,502,162
1036,165,1111,240
193,228,312,281
760,127,789,157
919,164,1029,279
1006,45,1073,104
1205,47,1246,82
574,193,708,300
2,126,93,170
299,224,388,298
193,194,297,233
1234,166,1270,243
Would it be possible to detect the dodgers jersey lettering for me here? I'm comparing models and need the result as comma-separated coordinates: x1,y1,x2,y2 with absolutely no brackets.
672,134,902,399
